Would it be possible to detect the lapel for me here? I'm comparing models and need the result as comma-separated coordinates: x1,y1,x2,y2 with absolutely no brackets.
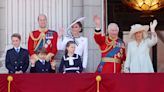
12,47,23,59
19,48,22,54
12,48,19,56
38,60,47,67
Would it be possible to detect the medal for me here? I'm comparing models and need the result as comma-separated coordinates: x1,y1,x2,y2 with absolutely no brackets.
120,49,123,54
117,53,120,58
47,40,51,45
44,43,48,48
46,32,53,39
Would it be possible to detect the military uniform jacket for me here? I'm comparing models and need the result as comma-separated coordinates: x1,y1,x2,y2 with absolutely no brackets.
28,29,58,56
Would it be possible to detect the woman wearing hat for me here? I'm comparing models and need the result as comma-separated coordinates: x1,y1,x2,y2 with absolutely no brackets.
124,20,158,73
58,18,88,70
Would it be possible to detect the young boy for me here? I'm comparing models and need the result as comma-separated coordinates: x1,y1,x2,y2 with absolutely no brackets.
5,33,29,74
30,48,56,73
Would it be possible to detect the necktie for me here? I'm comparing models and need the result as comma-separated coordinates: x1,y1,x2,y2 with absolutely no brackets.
16,48,19,53
42,61,45,65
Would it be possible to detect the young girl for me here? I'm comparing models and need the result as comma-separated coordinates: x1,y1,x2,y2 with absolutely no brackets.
59,41,83,73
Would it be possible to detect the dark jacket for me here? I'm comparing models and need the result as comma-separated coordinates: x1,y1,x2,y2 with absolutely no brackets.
30,60,55,73
5,47,29,73
59,54,83,73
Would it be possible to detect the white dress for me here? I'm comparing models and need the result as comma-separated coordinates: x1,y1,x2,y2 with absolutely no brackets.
124,34,158,73
57,36,88,68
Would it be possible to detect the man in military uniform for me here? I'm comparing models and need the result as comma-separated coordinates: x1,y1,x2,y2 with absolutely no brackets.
93,16,126,73
28,14,58,63
5,33,29,74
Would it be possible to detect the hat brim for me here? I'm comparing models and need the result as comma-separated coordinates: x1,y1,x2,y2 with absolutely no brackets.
66,17,86,31
129,25,149,39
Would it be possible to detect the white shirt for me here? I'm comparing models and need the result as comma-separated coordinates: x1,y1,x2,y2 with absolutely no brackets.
124,34,158,73
39,59,46,65
58,36,88,68
14,47,21,53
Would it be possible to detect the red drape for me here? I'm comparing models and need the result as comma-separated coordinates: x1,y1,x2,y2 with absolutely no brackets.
1,73,164,92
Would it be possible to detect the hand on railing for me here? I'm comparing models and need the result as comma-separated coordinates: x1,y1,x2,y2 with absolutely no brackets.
51,60,56,70
30,58,36,67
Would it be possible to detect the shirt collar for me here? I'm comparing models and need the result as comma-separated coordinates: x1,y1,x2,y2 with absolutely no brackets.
39,59,45,62
14,47,21,50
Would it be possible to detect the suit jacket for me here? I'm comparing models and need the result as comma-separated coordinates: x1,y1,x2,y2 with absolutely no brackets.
5,47,29,73
30,60,55,73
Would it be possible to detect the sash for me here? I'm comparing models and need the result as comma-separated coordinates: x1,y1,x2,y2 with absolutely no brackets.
97,38,123,73
106,38,123,58
35,40,44,51
34,30,54,51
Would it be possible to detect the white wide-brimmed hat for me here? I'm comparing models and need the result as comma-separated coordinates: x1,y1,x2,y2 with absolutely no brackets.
66,17,86,30
129,24,149,39
66,17,86,37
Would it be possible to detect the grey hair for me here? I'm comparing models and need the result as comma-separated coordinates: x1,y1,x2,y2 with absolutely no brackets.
108,23,119,32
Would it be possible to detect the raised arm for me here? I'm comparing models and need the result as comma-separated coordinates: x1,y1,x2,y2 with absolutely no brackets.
57,27,65,50
147,20,158,47
93,15,105,46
